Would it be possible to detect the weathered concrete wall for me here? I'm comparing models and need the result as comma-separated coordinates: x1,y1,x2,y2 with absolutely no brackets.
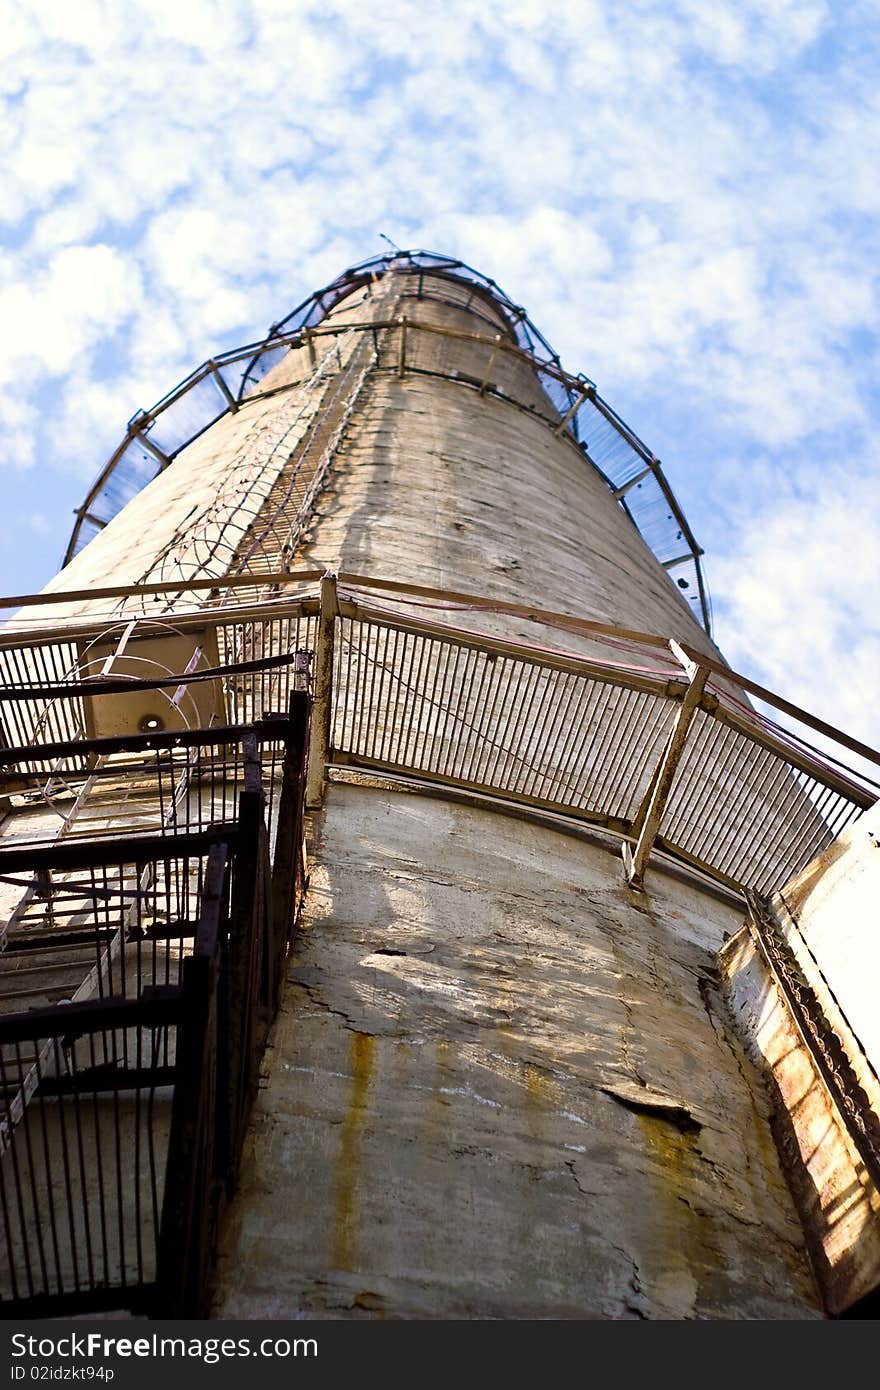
722,798,880,1315
723,926,880,1315
775,799,880,1070
214,783,819,1319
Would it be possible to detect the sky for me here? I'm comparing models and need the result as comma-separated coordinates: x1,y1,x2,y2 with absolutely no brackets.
1,0,879,756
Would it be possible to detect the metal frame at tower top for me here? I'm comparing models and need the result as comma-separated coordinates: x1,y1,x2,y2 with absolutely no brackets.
61,250,712,635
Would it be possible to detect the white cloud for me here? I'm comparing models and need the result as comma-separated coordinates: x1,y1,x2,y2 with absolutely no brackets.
0,244,139,384
675,0,829,70
0,398,39,471
712,475,880,738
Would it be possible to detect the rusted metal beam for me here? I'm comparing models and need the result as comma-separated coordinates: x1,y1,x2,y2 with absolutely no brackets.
225,753,263,1181
0,648,297,702
0,719,292,768
0,567,323,612
623,657,709,889
478,335,502,395
306,571,338,807
267,692,310,1012
208,360,239,412
0,984,182,1045
0,828,233,874
612,464,654,499
156,865,221,1317
554,386,592,435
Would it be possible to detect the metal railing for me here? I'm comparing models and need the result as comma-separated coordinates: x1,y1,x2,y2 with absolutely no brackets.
0,698,310,1317
1,574,877,900
0,718,306,864
0,600,317,757
306,578,879,897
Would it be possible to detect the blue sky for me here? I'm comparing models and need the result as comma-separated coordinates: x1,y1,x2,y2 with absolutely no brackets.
1,0,879,748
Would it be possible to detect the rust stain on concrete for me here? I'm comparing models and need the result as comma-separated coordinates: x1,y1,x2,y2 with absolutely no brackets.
333,1031,376,1272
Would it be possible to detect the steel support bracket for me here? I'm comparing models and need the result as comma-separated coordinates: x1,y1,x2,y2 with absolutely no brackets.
305,571,338,808
623,651,709,890
398,316,408,378
208,360,239,412
554,386,592,435
478,335,502,396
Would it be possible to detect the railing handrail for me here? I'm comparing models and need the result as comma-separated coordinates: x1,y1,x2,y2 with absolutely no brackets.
0,580,875,890
2,572,868,780
3,575,867,775
0,714,307,768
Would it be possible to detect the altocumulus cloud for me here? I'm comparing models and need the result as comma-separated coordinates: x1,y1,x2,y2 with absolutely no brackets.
0,0,878,745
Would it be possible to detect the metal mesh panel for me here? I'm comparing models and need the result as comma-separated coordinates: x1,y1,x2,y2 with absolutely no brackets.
237,344,293,400
0,732,291,866
147,375,229,457
0,642,85,753
0,1020,174,1302
324,609,872,895
0,849,210,1004
661,709,865,893
332,616,676,821
71,440,162,559
0,610,316,762
215,611,317,724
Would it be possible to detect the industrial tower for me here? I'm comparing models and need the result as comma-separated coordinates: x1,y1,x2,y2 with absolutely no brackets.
0,252,878,1320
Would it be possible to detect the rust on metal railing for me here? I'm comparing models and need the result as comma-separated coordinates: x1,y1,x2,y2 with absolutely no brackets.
0,575,876,900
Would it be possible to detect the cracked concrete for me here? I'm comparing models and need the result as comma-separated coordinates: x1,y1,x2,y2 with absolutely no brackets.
213,784,821,1320
205,269,821,1321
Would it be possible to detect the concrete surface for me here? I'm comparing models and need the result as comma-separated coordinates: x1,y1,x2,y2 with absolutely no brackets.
213,783,820,1320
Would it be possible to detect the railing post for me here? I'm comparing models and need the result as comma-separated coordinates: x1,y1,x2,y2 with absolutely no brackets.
306,571,338,808
623,643,709,890
612,462,654,499
225,733,264,1180
554,385,592,435
266,691,310,1015
478,335,502,395
127,412,172,470
156,842,226,1318
208,360,239,413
